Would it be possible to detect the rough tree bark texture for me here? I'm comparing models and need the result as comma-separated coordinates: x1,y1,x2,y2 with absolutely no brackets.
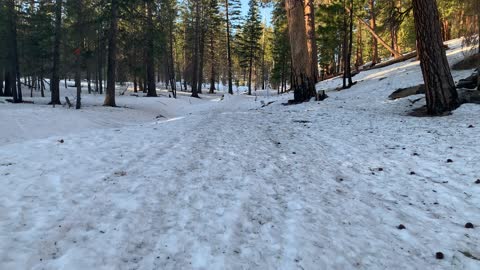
50,0,62,105
104,0,118,106
285,0,316,102
304,0,319,83
412,0,458,115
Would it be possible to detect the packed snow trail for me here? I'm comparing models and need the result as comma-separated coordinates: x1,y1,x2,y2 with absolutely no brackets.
1,93,479,269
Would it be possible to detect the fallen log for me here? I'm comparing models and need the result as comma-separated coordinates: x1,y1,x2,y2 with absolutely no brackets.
390,69,479,100
366,51,418,71
389,84,425,100
458,88,480,104
5,99,35,104
456,69,478,89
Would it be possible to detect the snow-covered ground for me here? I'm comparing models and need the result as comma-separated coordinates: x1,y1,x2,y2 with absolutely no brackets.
1,39,479,269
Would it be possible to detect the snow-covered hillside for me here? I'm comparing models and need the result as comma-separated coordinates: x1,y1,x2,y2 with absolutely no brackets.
0,39,479,269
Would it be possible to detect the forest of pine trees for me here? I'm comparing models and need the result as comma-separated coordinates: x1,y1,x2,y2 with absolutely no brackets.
0,0,479,113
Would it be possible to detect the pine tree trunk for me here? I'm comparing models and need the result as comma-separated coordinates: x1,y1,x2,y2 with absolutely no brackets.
7,0,21,103
247,48,253,95
369,0,378,65
346,0,354,86
225,0,233,95
50,0,62,105
304,0,319,83
87,68,92,94
75,0,83,109
104,0,118,106
261,31,266,90
197,32,205,94
169,22,176,96
355,21,364,70
97,23,103,94
285,0,316,102
191,0,200,98
134,76,138,92
75,56,81,109
139,78,144,92
146,0,157,97
40,72,45,97
209,36,216,94
412,0,458,115
342,0,348,89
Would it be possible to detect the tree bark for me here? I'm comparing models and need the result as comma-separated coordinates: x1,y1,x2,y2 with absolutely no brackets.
40,71,45,97
168,22,176,97
247,46,253,95
412,0,458,115
51,0,62,105
104,0,118,106
209,35,216,94
87,69,92,94
344,0,354,88
191,0,200,98
97,22,103,94
145,0,157,97
355,21,364,70
285,0,316,102
261,29,266,90
304,0,319,83
197,31,205,94
133,76,138,92
369,0,379,65
6,0,21,103
75,0,84,109
225,0,234,94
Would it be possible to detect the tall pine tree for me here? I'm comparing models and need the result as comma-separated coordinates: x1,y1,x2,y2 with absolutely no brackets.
238,0,262,95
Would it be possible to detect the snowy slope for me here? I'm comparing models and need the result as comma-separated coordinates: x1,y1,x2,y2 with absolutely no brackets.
0,87,226,145
1,39,479,269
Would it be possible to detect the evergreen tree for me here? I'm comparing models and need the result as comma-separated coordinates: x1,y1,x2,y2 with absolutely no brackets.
413,0,458,115
237,0,262,95
271,0,290,92
223,0,242,94
317,1,343,77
